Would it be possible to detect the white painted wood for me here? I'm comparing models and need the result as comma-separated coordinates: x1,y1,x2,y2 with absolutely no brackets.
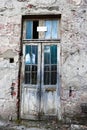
41,42,59,116
21,43,41,119
21,42,61,119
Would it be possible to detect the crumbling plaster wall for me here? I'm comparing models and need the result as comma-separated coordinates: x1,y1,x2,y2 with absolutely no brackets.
0,0,21,119
61,0,87,116
0,0,87,119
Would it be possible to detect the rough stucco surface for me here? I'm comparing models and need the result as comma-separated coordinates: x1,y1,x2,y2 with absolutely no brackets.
0,0,87,119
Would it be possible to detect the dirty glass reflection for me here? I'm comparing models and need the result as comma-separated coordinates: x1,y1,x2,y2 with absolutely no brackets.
25,45,38,64
25,45,38,84
44,45,57,85
44,46,50,64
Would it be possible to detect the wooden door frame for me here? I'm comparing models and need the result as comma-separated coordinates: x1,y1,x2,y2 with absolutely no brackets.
18,14,61,120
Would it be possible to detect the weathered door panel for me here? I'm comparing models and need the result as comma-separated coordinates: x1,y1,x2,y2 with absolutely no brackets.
21,42,59,119
21,43,41,119
21,88,38,118
42,90,57,115
40,43,59,117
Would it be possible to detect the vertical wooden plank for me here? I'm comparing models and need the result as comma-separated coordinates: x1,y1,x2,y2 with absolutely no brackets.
23,20,26,39
23,88,29,114
39,20,45,39
21,45,25,82
21,86,24,116
28,90,37,115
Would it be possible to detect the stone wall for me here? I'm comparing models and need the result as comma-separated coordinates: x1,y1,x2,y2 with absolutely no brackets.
61,0,87,116
0,0,87,119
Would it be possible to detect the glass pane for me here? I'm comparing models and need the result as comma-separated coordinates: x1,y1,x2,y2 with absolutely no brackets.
44,45,57,85
51,65,57,71
25,45,38,84
45,21,51,39
25,65,30,71
25,45,38,65
44,66,50,71
25,45,31,64
33,21,38,39
52,20,58,39
51,45,57,64
51,72,57,84
25,72,30,84
44,72,50,85
32,65,37,71
32,65,37,84
32,72,37,84
44,46,50,64
32,46,38,64
26,21,32,39
26,45,31,54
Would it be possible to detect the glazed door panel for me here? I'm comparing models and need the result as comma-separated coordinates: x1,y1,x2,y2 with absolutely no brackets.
21,43,41,119
41,43,58,117
21,42,59,119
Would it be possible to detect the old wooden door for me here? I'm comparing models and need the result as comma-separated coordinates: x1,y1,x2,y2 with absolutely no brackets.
21,41,60,119
41,42,59,119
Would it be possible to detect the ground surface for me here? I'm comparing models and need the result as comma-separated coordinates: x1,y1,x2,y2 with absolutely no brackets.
0,116,87,130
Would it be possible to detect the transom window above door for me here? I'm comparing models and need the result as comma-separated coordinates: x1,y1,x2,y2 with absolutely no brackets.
23,19,60,40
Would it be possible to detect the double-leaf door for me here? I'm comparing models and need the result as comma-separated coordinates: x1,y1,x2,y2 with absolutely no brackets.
21,41,60,120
